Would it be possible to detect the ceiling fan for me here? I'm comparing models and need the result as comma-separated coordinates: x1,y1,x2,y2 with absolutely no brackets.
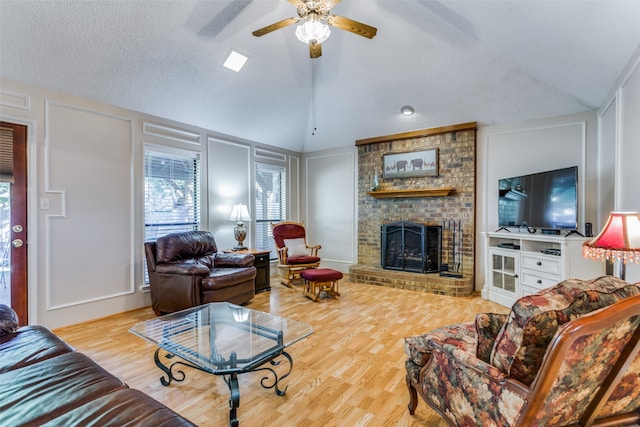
252,0,377,58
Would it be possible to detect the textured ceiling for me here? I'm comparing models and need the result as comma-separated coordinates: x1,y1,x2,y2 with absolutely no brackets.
1,0,640,153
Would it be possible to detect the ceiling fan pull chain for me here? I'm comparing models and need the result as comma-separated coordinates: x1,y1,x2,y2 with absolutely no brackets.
312,60,317,136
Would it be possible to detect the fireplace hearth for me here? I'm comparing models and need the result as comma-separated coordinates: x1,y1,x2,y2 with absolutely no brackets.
381,221,441,273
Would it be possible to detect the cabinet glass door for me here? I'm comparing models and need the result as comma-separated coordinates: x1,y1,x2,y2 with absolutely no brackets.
491,252,517,293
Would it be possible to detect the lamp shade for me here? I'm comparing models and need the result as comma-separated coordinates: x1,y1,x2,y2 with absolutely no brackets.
228,203,251,223
583,212,640,265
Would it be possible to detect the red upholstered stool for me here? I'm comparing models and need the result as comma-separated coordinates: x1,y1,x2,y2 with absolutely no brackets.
299,268,342,302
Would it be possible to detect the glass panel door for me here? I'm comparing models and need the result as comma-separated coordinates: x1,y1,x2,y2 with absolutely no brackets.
0,182,9,305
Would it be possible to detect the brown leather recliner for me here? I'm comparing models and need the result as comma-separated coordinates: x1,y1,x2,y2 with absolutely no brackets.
144,231,256,315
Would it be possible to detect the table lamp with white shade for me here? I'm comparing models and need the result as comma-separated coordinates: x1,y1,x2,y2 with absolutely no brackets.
229,203,251,250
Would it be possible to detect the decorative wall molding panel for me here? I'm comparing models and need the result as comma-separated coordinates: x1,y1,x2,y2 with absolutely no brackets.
255,147,287,162
0,90,30,110
45,101,135,310
143,121,200,146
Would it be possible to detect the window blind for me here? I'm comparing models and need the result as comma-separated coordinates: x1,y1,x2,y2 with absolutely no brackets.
254,162,286,256
0,127,14,183
144,150,200,242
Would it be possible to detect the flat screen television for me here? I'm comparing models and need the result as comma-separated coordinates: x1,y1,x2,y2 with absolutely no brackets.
498,166,578,231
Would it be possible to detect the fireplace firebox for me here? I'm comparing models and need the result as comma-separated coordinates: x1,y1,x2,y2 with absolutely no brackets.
381,221,442,273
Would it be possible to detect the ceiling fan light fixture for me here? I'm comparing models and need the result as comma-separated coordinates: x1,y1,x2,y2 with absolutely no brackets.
401,105,415,116
295,21,331,45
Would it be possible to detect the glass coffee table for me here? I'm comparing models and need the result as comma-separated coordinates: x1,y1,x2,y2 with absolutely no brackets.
130,302,313,426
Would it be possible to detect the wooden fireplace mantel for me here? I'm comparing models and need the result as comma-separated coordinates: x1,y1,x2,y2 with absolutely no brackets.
366,187,454,198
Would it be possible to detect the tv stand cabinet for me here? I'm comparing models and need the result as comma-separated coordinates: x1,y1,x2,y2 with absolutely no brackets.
482,232,605,307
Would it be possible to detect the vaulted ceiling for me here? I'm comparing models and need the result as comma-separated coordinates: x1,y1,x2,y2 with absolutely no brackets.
2,0,640,153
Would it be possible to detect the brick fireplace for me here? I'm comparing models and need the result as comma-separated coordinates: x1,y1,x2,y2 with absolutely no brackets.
349,122,477,296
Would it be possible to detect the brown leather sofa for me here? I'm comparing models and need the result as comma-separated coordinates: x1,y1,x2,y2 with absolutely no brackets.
0,324,196,426
145,230,257,315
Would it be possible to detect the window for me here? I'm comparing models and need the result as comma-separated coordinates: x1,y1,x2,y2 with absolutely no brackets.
255,162,286,257
144,149,200,242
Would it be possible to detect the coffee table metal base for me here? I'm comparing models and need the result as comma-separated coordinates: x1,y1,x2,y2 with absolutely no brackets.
153,348,293,427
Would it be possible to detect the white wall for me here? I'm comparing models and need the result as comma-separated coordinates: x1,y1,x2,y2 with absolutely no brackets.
603,46,640,282
1,79,153,327
475,42,640,286
476,111,599,289
0,77,299,328
302,147,357,273
207,137,252,250
45,103,135,321
598,99,617,229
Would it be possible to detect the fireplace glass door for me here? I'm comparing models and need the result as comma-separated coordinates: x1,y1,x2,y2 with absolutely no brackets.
381,221,441,273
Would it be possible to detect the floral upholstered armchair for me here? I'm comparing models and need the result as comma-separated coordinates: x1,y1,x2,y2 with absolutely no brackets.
405,276,640,427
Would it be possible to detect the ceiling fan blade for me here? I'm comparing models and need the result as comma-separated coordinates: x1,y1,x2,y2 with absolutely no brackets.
327,15,377,39
252,17,300,37
323,0,342,8
288,0,305,7
309,42,322,58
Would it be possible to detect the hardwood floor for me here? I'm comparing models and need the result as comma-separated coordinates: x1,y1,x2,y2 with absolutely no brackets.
54,278,509,427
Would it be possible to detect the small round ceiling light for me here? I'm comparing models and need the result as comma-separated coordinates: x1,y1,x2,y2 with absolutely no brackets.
401,105,415,116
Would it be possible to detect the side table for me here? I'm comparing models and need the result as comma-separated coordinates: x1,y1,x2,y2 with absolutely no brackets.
224,248,271,293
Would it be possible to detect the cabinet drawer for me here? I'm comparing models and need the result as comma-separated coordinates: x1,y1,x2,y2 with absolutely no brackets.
520,269,561,291
253,253,269,265
520,285,542,298
521,254,561,274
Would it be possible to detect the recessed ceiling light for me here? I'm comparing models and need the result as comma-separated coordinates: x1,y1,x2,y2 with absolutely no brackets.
401,105,415,116
223,50,248,72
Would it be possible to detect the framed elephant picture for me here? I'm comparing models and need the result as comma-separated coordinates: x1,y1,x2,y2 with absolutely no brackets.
383,148,438,179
